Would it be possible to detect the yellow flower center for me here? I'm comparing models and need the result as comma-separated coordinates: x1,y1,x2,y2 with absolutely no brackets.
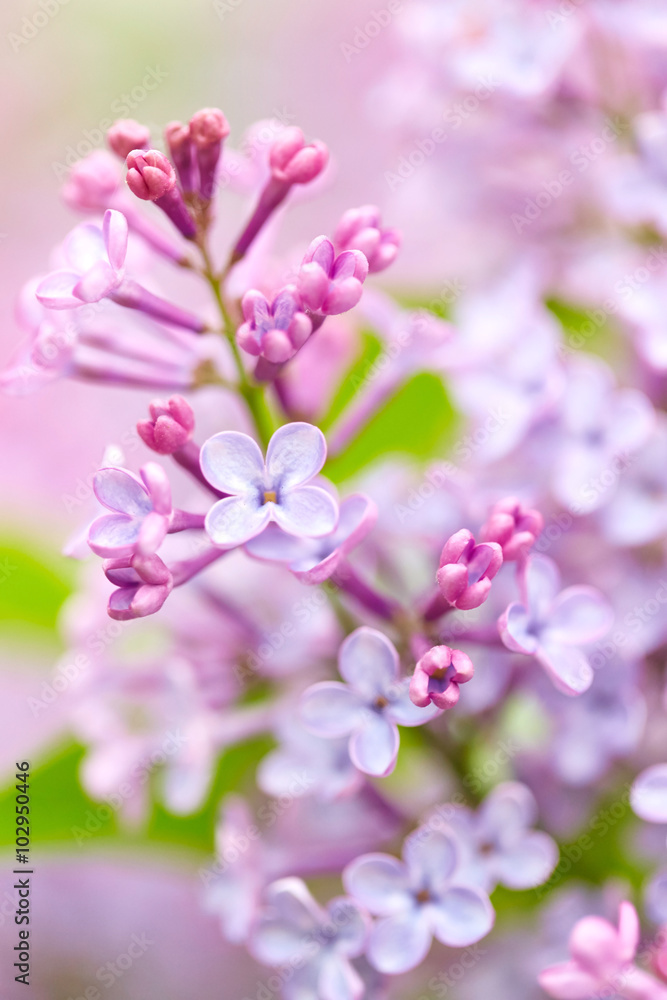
263,490,277,503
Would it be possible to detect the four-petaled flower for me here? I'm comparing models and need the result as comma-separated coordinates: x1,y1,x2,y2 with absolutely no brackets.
300,627,442,777
36,209,127,309
539,901,667,999
498,554,613,695
88,464,174,558
249,878,369,1000
237,286,312,363
435,781,558,893
200,422,338,548
409,645,474,710
245,493,376,584
436,528,503,610
343,827,494,974
298,236,369,316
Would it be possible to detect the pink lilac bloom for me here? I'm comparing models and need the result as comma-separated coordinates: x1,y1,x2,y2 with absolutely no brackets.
433,782,559,893
499,554,614,695
126,148,198,239
333,205,402,273
249,878,369,1000
343,827,494,974
435,528,503,611
300,627,441,777
137,395,196,455
236,286,312,363
409,644,474,710
87,463,204,558
539,902,667,999
200,422,338,547
244,493,377,585
297,236,369,316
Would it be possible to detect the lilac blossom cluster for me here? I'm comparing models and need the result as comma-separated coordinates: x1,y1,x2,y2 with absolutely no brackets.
9,11,667,988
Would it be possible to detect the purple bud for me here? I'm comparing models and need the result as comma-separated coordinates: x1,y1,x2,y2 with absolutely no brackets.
126,149,197,239
334,205,402,273
189,107,230,201
107,119,151,160
480,497,544,561
137,395,196,455
436,529,503,611
269,127,329,185
409,645,474,710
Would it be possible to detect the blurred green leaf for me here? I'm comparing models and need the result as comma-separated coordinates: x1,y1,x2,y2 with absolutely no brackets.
0,534,74,632
319,331,383,432
324,372,459,484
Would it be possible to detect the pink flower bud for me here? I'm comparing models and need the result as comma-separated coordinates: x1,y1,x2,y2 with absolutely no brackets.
137,395,196,454
436,529,503,611
334,205,402,273
61,150,121,212
126,149,175,201
165,120,197,193
409,645,474,710
107,119,151,160
189,107,230,202
269,127,329,185
480,497,544,561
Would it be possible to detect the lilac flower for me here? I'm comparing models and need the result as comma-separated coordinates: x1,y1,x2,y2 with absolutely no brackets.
249,878,369,1000
601,422,667,547
237,286,312,363
480,497,544,561
88,462,203,558
244,493,377,585
103,551,173,621
343,827,494,974
189,107,230,201
539,902,667,999
334,205,402,273
499,555,614,695
300,627,442,777
126,148,197,239
409,644,474,710
137,395,196,455
36,210,127,309
257,720,362,802
297,237,369,316
436,528,503,611
200,422,338,547
435,782,559,893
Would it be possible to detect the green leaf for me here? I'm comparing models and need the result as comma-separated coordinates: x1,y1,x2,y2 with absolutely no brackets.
324,372,460,484
319,331,383,432
0,534,74,632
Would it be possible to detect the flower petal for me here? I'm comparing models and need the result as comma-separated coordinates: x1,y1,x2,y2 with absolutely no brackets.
326,897,369,957
631,763,667,823
200,431,265,494
479,781,538,838
244,522,310,564
35,270,82,309
318,954,365,1000
367,909,432,974
546,586,614,645
338,627,399,699
273,485,338,538
93,467,152,516
525,554,561,619
403,828,459,893
498,602,539,654
103,208,128,271
617,901,640,963
343,854,412,916
300,682,365,738
64,222,106,271
537,642,594,695
349,713,399,776
538,962,603,1000
430,885,494,947
492,831,558,889
266,422,327,489
205,494,270,547
386,678,443,727
88,514,140,557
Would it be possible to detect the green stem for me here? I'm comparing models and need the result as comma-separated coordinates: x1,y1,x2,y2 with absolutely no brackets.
199,242,274,448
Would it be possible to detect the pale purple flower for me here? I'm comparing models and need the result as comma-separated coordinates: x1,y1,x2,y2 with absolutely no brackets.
343,827,494,974
300,627,442,777
539,902,667,999
436,528,503,611
88,462,203,558
334,205,401,273
257,719,362,802
297,237,369,316
200,422,338,548
36,210,127,309
480,497,544,561
249,878,369,1000
435,782,559,893
601,422,667,547
244,493,377,585
237,286,312,363
103,551,173,621
552,358,654,515
499,555,613,695
409,645,474,710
